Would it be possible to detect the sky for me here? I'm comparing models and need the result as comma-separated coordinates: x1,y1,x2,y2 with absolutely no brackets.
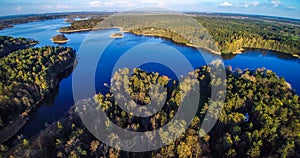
0,0,299,19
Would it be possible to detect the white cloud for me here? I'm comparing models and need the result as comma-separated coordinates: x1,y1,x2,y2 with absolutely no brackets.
242,1,260,8
42,5,53,10
219,1,233,7
89,1,102,8
16,6,22,12
139,0,199,7
249,1,260,7
104,1,133,7
139,0,166,6
56,5,70,9
242,4,249,8
89,0,134,8
271,0,280,7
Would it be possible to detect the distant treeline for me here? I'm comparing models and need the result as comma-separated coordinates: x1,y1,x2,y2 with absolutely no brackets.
196,16,300,54
0,14,66,30
59,14,300,55
0,12,112,31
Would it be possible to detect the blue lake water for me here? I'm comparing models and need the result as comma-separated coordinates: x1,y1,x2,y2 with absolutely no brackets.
1,19,300,138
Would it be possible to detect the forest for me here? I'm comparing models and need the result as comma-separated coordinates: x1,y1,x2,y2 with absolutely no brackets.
0,13,300,158
0,36,38,57
0,37,76,143
3,63,299,158
59,17,107,33
59,14,300,55
59,16,193,45
59,14,219,53
196,16,300,54
130,27,191,46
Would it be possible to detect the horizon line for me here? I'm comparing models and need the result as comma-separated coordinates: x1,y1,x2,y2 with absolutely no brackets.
0,11,300,21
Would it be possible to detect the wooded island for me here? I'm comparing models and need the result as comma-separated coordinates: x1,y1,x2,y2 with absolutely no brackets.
52,34,68,44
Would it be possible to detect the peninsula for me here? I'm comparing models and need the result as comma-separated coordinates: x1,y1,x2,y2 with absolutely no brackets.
0,37,76,143
58,14,300,56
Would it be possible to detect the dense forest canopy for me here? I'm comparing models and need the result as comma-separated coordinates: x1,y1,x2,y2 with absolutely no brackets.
4,65,299,158
0,38,76,143
196,16,300,54
130,27,191,46
0,13,300,158
0,36,38,57
59,17,106,33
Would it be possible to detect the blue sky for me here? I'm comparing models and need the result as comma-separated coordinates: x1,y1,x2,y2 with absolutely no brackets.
0,0,299,19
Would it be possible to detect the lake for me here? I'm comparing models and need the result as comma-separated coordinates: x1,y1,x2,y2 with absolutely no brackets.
1,19,300,138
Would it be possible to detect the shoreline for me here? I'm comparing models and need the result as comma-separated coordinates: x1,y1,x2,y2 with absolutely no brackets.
226,47,300,59
293,54,300,59
0,62,75,144
58,26,228,55
59,26,128,33
51,38,69,44
0,98,43,144
230,48,245,54
130,31,221,55
59,28,93,33
57,27,224,54
58,27,300,57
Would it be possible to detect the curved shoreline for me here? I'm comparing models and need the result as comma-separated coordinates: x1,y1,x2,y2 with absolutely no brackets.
59,27,222,55
226,47,300,59
0,62,74,144
58,27,300,57
59,28,93,33
293,54,300,59
131,32,221,55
